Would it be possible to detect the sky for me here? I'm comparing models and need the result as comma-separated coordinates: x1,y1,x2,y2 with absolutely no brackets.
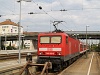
0,0,100,32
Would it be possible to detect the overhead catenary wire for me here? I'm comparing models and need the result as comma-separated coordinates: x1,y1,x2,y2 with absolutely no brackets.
55,0,78,31
56,0,70,30
0,0,23,14
82,0,100,10
23,0,81,31
32,0,58,20
57,0,65,9
1,0,100,32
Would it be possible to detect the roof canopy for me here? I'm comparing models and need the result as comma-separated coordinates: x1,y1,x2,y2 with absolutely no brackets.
0,19,18,26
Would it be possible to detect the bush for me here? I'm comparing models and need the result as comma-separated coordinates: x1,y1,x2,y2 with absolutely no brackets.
6,46,12,50
1,45,5,50
6,46,17,50
94,43,100,52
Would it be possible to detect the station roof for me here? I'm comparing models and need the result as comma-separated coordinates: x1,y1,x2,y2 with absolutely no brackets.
0,19,18,26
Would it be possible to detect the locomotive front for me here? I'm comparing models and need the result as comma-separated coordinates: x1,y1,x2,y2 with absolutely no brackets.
37,33,66,71
38,34,63,56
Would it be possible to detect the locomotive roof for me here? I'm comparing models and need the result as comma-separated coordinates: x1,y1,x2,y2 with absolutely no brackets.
39,32,69,36
39,32,81,41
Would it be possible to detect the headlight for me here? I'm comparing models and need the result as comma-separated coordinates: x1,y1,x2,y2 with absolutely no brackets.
39,52,42,55
55,52,61,55
58,53,61,55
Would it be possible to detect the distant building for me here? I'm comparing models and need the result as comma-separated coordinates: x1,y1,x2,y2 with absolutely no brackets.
0,19,23,49
0,19,23,35
0,19,37,50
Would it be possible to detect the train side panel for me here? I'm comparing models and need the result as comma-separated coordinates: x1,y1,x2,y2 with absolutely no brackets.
68,37,80,56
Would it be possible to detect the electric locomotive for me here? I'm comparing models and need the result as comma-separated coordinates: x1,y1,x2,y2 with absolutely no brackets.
37,22,87,71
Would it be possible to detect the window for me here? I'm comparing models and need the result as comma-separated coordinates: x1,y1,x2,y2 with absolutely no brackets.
40,36,50,43
40,36,61,44
12,26,17,29
3,29,5,31
51,36,61,43
6,26,8,28
66,36,68,43
2,26,8,28
15,30,17,32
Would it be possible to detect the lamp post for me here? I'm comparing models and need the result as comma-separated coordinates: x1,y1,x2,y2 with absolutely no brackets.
5,34,6,51
17,0,32,63
21,35,25,49
4,33,9,55
86,25,89,58
17,0,22,64
89,37,91,52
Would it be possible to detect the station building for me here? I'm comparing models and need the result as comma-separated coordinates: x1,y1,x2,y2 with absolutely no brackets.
0,19,35,50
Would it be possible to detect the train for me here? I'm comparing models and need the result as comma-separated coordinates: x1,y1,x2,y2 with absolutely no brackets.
36,25,88,71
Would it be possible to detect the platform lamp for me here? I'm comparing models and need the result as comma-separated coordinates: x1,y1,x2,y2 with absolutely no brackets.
17,0,32,63
4,33,6,51
86,25,89,58
89,37,91,52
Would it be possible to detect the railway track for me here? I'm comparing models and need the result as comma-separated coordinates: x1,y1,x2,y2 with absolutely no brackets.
19,61,62,75
1,52,100,75
0,52,37,60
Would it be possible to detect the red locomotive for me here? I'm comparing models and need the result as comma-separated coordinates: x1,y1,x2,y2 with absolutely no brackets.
37,22,87,71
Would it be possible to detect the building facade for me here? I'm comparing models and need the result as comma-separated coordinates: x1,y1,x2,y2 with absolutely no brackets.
0,19,36,50
0,19,23,35
0,19,23,50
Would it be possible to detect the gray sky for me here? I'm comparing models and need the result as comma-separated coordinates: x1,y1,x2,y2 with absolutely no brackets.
0,0,100,32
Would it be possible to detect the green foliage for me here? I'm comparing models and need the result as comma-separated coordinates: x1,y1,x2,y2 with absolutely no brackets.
96,43,100,52
6,46,12,50
92,43,100,52
6,46,17,50
1,44,5,50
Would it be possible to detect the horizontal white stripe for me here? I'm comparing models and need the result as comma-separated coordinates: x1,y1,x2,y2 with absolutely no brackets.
52,48,61,51
39,48,61,51
39,48,47,51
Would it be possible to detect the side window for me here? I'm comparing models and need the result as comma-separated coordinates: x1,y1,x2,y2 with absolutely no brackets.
66,36,68,43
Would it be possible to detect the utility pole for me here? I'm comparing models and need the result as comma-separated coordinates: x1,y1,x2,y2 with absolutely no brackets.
86,25,89,58
17,0,32,63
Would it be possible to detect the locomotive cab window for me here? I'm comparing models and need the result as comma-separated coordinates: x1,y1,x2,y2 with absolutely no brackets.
66,36,68,43
51,36,61,43
40,36,50,43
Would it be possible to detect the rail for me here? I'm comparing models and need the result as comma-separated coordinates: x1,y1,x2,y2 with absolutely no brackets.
0,52,37,60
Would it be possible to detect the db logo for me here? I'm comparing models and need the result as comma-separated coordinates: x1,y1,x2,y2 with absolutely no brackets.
47,48,52,51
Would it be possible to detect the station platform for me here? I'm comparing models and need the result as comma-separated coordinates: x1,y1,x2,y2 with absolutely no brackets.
0,49,37,54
